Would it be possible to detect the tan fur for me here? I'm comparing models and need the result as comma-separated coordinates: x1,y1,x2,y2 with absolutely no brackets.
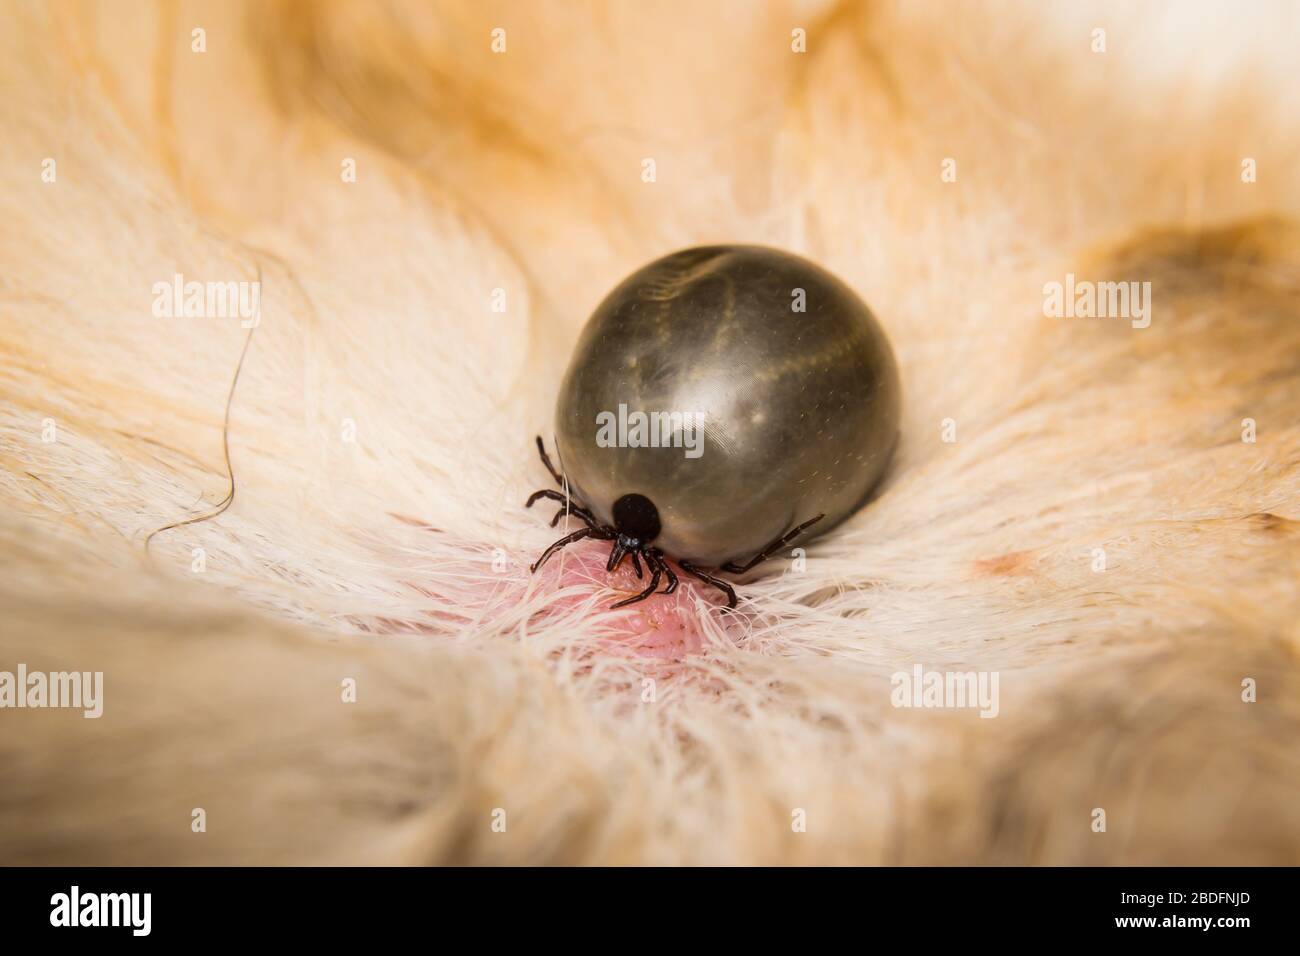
1,0,1298,864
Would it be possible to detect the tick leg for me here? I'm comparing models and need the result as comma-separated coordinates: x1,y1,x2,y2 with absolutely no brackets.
719,513,826,574
630,550,644,579
550,504,600,530
535,435,566,488
648,550,678,595
678,560,738,611
531,527,595,573
526,489,597,527
610,552,662,609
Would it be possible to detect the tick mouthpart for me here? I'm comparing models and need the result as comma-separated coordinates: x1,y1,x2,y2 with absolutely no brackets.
606,535,639,573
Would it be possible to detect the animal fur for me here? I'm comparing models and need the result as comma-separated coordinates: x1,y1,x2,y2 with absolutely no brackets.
1,0,1298,865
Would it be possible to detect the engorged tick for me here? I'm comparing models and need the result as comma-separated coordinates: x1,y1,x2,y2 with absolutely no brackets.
526,244,902,610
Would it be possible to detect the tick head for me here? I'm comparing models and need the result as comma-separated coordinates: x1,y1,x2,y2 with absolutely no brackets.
612,492,661,544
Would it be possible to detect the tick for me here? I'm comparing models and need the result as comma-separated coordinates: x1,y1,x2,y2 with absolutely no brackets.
527,245,901,609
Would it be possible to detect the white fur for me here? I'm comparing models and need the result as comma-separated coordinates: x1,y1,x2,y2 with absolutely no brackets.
1,0,1298,864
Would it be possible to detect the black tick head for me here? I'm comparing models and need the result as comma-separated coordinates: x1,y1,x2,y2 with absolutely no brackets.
606,493,661,572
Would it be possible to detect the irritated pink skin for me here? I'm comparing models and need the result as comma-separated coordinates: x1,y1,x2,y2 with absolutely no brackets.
533,541,724,659
388,513,728,658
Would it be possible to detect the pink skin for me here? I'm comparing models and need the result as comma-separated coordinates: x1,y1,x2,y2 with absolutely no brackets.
533,541,716,659
386,513,724,659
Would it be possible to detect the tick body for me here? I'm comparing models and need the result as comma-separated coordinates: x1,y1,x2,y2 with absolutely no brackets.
528,244,901,608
